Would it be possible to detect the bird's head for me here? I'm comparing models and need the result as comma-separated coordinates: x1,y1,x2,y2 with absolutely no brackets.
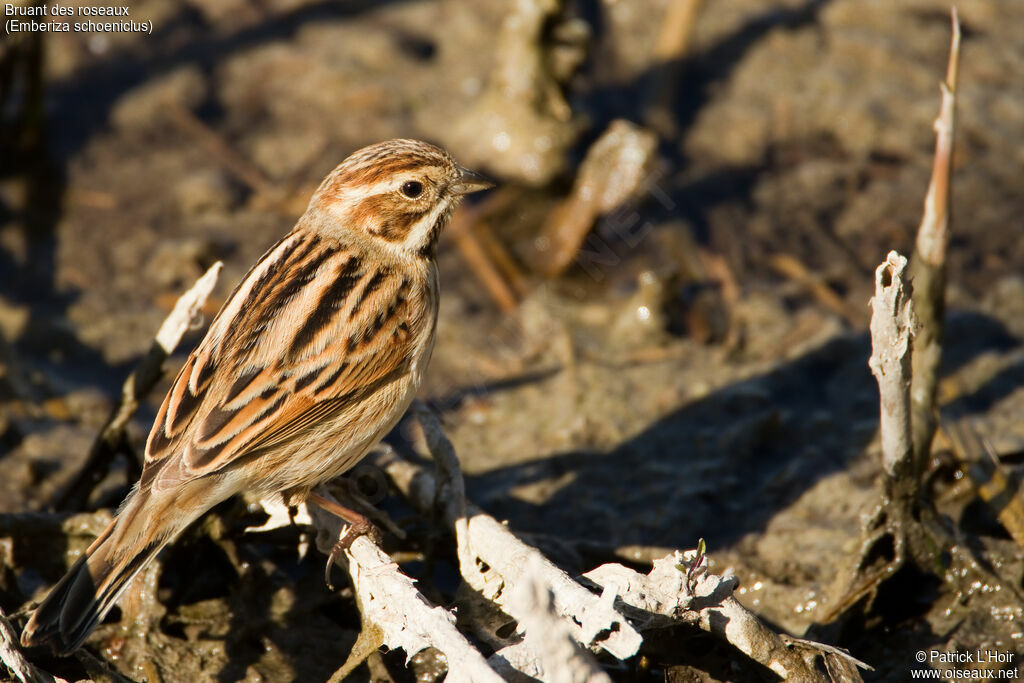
308,139,493,259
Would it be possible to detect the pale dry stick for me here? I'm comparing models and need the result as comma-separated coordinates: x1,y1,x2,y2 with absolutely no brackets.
474,221,531,298
56,262,223,511
868,252,916,493
653,0,705,63
769,253,865,328
0,608,67,683
585,553,870,682
307,495,504,683
489,555,613,683
645,0,706,135
406,406,643,661
448,211,519,313
909,7,961,475
534,120,658,276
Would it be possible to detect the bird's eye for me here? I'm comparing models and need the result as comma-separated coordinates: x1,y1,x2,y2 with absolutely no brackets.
400,181,424,199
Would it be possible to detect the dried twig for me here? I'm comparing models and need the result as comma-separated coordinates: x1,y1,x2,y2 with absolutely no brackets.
769,253,864,327
55,262,223,511
645,0,706,136
533,120,658,276
448,210,519,313
909,8,961,475
584,552,869,681
404,406,643,661
306,495,504,683
474,221,530,298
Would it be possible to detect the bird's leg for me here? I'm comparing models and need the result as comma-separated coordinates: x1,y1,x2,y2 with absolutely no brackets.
307,491,379,589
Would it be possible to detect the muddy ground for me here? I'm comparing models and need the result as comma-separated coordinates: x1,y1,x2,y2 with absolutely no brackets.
1,0,1023,681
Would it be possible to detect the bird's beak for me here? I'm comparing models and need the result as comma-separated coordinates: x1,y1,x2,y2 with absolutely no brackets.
449,166,495,196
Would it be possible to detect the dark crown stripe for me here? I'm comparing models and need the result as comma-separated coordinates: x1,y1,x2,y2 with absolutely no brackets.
339,153,439,187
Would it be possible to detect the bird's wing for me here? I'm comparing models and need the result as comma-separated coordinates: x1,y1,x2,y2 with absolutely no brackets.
140,231,424,491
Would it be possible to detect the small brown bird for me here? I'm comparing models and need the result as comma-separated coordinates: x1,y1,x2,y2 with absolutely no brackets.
21,139,492,654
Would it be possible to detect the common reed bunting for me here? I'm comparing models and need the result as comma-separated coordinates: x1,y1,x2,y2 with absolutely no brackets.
21,139,493,654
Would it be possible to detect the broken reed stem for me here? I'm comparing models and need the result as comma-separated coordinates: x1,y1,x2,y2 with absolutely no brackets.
909,7,961,476
448,212,519,313
868,252,916,498
55,262,223,511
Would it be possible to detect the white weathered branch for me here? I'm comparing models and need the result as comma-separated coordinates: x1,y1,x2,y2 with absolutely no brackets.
399,407,643,661
391,410,871,680
488,555,612,683
307,495,503,683
585,553,871,681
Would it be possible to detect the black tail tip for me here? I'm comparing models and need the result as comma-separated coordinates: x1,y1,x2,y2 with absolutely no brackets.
20,618,50,651
20,612,77,656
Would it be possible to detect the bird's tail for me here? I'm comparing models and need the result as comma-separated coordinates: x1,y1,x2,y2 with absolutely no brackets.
20,493,172,655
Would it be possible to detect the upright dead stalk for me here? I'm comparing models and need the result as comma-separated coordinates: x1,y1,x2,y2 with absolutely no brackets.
909,8,961,475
